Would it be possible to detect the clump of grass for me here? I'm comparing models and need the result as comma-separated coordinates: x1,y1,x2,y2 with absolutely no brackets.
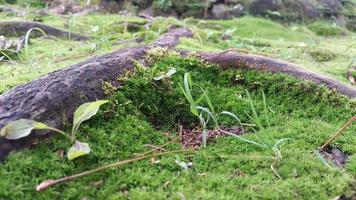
308,21,345,36
308,48,336,62
179,72,291,178
24,27,47,61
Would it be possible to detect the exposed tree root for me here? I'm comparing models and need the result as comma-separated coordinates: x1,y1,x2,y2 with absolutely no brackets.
0,27,193,162
0,21,90,41
195,51,356,98
0,27,355,162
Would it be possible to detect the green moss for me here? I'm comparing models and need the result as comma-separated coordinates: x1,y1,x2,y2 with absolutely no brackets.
308,21,345,36
207,17,313,41
1,55,355,199
0,9,356,200
308,48,336,62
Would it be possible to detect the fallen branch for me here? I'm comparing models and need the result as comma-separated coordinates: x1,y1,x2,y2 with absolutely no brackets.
36,149,192,192
319,116,356,151
0,21,90,41
136,136,180,157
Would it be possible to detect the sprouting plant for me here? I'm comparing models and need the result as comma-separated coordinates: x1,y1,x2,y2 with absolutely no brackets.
67,15,77,40
0,100,108,160
224,90,290,178
180,73,290,178
24,27,47,60
179,73,245,147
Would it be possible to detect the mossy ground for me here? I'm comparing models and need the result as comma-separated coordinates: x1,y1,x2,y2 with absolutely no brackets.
0,7,356,200
0,53,355,199
1,12,356,93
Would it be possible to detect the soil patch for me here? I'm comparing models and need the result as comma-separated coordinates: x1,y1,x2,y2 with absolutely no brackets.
320,147,350,168
181,126,243,149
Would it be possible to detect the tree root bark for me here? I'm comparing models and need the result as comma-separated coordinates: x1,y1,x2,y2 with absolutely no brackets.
0,27,192,162
0,27,355,162
195,51,356,98
0,21,90,41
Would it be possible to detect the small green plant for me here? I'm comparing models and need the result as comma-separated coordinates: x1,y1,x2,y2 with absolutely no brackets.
180,73,290,178
0,100,108,160
179,72,245,147
24,27,47,60
307,21,344,37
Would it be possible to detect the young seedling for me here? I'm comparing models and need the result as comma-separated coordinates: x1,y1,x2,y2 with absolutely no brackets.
180,73,290,178
0,100,109,160
179,72,247,147
24,27,47,60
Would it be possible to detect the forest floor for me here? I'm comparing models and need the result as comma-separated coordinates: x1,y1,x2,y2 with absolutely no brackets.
0,9,355,200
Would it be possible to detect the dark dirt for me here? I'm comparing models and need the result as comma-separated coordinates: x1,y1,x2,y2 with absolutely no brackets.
181,126,243,149
319,147,350,168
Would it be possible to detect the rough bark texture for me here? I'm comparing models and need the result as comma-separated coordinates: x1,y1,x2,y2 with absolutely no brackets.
196,51,356,98
0,21,90,41
0,27,193,162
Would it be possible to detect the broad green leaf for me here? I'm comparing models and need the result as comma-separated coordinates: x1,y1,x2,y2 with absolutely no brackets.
33,121,52,129
67,140,91,160
0,119,67,140
72,100,109,135
0,119,34,140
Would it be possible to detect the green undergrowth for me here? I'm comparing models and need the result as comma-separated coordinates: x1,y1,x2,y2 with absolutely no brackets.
0,53,355,199
0,13,356,94
1,15,356,94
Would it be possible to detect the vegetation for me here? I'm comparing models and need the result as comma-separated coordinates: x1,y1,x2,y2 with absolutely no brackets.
0,1,355,199
1,15,355,94
1,52,355,199
1,100,109,160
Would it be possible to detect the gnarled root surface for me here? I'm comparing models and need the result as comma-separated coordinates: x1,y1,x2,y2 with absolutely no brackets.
0,21,90,41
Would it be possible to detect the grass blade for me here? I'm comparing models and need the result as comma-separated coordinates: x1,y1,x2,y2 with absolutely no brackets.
24,27,47,60
219,111,245,133
219,128,266,148
196,106,218,127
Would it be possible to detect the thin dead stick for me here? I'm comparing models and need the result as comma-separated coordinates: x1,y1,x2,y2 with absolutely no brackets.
135,136,180,158
36,149,192,192
219,154,275,160
319,116,355,151
144,144,166,151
